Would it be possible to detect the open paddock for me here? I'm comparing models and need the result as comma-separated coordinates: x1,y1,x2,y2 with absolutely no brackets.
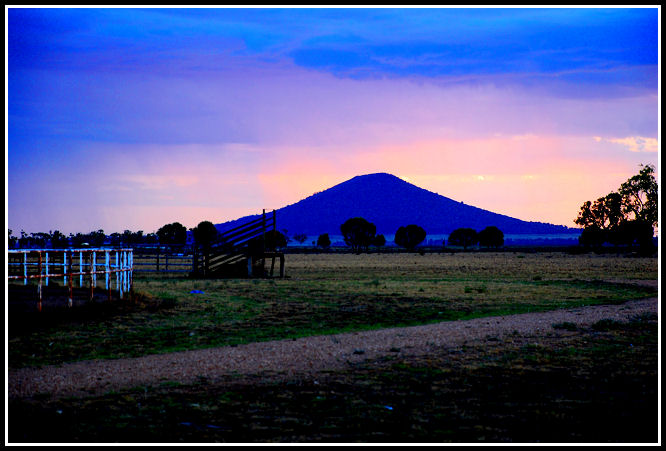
8,251,659,443
9,251,657,368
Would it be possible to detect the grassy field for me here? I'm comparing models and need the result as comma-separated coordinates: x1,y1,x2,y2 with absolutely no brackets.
10,311,658,443
9,252,657,369
8,251,659,443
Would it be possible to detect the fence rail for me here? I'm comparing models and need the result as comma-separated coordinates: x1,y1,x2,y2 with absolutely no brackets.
7,248,133,312
193,209,281,277
133,252,193,273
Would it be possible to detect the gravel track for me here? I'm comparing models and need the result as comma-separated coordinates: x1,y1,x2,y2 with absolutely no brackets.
9,293,658,400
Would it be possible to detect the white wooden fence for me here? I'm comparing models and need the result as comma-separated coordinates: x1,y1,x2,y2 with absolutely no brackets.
7,248,133,311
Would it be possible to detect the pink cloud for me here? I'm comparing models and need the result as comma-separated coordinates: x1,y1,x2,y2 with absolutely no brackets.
606,136,658,153
8,62,658,234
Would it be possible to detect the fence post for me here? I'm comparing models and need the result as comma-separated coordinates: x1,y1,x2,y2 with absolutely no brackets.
37,252,43,312
67,250,73,307
123,250,129,298
8,248,134,310
129,250,133,294
106,250,111,302
89,251,94,302
262,209,266,254
117,250,121,299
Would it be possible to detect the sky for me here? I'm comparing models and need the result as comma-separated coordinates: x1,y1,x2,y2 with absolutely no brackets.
6,7,660,236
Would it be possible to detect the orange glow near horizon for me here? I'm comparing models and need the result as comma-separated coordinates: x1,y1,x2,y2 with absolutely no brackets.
249,134,656,230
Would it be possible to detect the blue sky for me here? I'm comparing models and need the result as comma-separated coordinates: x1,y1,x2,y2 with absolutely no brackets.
6,7,659,235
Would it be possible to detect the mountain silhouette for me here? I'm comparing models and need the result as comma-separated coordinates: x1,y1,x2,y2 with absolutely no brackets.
216,173,577,236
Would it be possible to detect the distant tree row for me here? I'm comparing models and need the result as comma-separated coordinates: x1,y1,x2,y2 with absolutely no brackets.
336,217,504,253
9,220,207,249
574,164,657,253
448,226,505,249
11,218,505,254
8,228,158,249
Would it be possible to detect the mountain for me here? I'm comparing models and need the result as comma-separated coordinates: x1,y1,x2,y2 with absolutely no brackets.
215,173,578,236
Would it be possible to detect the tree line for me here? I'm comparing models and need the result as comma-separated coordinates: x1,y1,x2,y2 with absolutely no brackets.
10,164,656,254
335,218,505,253
8,221,207,250
573,164,657,254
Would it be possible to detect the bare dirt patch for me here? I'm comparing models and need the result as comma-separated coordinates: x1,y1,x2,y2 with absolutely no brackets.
9,296,657,401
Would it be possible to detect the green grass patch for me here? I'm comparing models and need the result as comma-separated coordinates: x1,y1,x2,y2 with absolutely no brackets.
8,253,657,368
9,312,657,443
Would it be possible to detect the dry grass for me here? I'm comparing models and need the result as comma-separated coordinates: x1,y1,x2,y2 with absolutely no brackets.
8,252,658,369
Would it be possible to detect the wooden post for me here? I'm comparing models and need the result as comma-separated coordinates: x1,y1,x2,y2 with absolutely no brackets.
67,250,73,307
106,250,112,302
204,250,209,276
37,252,43,312
117,251,121,299
45,252,49,287
262,209,266,254
89,251,94,302
272,209,276,252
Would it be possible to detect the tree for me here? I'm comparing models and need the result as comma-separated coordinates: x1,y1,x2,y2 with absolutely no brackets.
144,232,159,244
317,233,331,249
574,164,658,251
340,217,376,253
248,230,288,253
394,225,426,251
578,226,605,249
192,221,219,249
157,222,187,245
89,229,107,247
619,164,658,231
448,228,478,250
8,229,17,249
373,234,386,248
478,226,504,248
280,229,292,244
49,230,70,248
122,230,143,246
265,230,288,250
574,192,624,231
611,219,655,254
293,233,308,245
70,229,105,247
109,232,123,247
29,232,49,248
